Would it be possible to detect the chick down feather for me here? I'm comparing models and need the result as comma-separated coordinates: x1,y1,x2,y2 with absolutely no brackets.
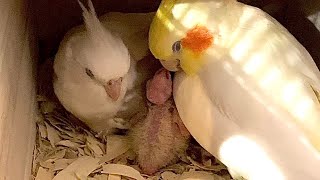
130,68,190,175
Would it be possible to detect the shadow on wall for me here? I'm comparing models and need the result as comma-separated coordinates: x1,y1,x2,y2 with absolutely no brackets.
33,0,161,61
34,0,320,70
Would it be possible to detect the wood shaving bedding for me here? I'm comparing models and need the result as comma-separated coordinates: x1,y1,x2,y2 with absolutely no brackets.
32,59,232,180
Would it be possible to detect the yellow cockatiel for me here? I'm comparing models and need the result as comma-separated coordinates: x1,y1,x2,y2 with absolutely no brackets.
149,0,320,179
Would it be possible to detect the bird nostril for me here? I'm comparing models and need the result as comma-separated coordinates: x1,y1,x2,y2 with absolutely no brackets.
108,80,113,85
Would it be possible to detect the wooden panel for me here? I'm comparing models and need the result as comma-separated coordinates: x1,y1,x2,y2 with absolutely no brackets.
0,0,37,179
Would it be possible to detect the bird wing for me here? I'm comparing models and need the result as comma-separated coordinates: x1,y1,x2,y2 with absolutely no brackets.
226,4,320,88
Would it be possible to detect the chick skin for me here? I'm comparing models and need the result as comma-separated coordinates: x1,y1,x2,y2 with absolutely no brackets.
130,68,190,175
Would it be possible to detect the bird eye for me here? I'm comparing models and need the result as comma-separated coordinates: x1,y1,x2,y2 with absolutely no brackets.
119,77,123,82
172,41,181,52
85,68,94,79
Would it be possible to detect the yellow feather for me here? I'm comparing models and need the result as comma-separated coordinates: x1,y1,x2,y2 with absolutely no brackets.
180,48,205,75
149,0,177,60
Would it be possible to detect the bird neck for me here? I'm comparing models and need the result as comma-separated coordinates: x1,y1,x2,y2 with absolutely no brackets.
180,48,205,75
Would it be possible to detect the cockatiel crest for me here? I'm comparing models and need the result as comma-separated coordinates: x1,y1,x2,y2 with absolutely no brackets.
77,0,130,82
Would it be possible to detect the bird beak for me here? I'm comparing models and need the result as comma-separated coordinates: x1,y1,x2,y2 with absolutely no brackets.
104,78,122,101
160,59,180,72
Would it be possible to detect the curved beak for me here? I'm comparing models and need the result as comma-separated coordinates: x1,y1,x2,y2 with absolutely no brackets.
160,59,181,72
104,78,122,101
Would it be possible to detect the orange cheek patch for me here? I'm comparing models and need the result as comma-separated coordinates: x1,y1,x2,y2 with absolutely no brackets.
181,25,214,54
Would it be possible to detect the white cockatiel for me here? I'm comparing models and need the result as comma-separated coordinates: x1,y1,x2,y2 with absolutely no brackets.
149,0,320,179
53,0,155,133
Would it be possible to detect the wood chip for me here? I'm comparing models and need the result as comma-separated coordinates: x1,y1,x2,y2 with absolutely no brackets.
65,149,79,159
40,161,54,169
56,140,80,150
39,139,52,153
179,170,226,180
108,174,122,180
86,136,105,156
38,123,48,139
161,163,187,174
187,156,226,172
45,122,61,147
34,60,232,180
161,171,178,180
52,156,100,180
102,164,145,180
84,146,93,156
100,135,130,163
52,158,77,171
44,149,66,162
92,174,109,180
78,147,85,156
35,167,54,180
203,159,212,167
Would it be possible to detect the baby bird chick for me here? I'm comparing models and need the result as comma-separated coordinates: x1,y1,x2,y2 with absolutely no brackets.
130,68,190,175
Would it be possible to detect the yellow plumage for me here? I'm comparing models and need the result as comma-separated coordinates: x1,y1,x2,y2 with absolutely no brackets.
149,0,320,179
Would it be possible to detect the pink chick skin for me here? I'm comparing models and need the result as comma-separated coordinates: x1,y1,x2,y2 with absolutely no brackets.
130,68,190,175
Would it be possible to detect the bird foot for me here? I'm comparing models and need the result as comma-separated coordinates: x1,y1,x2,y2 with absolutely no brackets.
119,105,128,112
95,118,129,141
108,118,129,130
124,92,136,102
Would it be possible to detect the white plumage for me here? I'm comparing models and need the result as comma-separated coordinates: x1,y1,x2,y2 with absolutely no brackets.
53,0,155,133
148,0,320,179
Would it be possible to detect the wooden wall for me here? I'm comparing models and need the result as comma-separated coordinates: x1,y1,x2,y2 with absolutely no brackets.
0,0,38,179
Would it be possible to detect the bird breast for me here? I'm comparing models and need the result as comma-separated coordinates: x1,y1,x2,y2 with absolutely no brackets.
53,76,126,122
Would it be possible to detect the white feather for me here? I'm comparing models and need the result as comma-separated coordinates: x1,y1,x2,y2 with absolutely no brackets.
53,0,154,133
171,1,320,179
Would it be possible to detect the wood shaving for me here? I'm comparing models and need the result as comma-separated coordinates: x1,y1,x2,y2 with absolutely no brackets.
45,122,61,147
91,174,110,180
32,66,232,180
52,158,77,171
35,167,54,180
187,156,226,172
102,164,145,180
64,149,79,159
38,123,48,139
86,136,105,157
108,174,123,180
56,140,80,150
99,135,131,164
52,156,100,180
43,149,66,162
179,170,230,180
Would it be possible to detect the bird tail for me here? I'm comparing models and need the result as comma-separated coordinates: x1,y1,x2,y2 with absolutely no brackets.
77,0,113,44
